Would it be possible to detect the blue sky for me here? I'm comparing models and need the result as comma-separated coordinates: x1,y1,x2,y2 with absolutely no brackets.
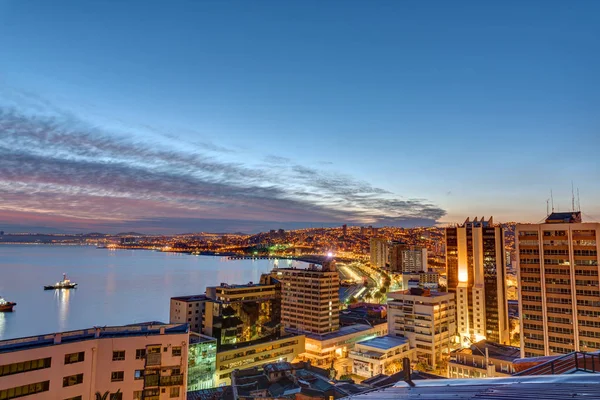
0,1,599,233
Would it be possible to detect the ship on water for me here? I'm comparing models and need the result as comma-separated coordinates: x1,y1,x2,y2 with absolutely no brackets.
44,273,78,290
0,297,16,312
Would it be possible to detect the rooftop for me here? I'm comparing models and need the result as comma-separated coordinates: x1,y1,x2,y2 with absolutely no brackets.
341,374,600,399
356,335,409,351
452,340,520,362
171,294,208,302
389,288,451,299
0,323,189,354
545,211,583,224
300,323,373,341
189,332,217,345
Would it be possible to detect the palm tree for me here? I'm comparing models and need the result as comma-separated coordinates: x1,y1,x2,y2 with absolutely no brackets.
95,389,121,400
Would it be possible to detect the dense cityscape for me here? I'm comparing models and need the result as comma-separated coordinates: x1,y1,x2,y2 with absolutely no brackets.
1,211,598,399
1,1,599,399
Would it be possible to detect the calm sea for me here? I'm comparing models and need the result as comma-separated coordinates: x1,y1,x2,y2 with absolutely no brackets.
0,245,304,340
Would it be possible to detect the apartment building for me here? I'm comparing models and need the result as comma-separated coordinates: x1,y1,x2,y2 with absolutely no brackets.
370,238,389,268
388,288,456,367
170,295,208,333
389,244,428,274
0,323,189,400
445,217,509,345
203,275,281,346
517,212,600,357
274,263,340,335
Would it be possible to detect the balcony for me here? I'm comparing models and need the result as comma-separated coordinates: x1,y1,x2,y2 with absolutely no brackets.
160,374,184,386
145,353,161,367
144,374,159,387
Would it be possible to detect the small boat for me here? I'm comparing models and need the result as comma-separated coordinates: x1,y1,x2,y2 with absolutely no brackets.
0,297,16,312
44,273,78,290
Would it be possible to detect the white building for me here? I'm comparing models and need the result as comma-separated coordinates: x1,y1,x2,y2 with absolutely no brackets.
388,288,456,367
0,323,190,400
349,336,415,378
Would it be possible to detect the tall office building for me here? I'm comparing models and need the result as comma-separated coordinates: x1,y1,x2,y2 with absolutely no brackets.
370,238,388,268
274,262,340,335
517,212,600,357
446,217,509,345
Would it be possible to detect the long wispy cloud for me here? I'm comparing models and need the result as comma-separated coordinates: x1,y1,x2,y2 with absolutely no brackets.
0,107,446,232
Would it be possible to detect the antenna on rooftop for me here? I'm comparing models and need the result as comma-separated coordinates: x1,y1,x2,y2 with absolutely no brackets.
546,199,550,216
550,190,555,213
572,182,575,212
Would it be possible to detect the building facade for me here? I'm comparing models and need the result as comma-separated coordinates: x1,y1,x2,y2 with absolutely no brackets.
388,243,428,274
203,275,281,347
170,295,208,333
516,212,600,357
370,238,389,269
187,333,217,391
445,217,509,345
388,288,456,367
349,336,415,378
448,340,520,378
274,264,340,335
0,324,189,400
214,334,305,386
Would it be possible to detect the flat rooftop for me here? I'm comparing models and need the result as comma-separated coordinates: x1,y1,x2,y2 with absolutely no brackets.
189,332,217,345
171,294,208,302
452,340,520,362
0,323,189,354
356,335,409,350
300,323,374,341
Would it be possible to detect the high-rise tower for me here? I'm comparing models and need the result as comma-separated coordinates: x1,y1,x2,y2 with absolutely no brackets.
517,212,600,357
445,217,509,345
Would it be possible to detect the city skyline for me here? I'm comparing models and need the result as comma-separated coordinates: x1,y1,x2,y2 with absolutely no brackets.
1,1,599,234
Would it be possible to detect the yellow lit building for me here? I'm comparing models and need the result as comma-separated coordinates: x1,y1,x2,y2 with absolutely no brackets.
445,217,509,346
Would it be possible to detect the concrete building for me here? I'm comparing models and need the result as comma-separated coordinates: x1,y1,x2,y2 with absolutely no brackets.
388,288,456,368
170,274,281,347
445,217,509,346
170,295,208,333
203,275,281,346
214,334,305,386
516,212,600,357
349,336,416,378
274,263,340,335
300,323,388,373
369,238,388,269
390,245,428,274
0,323,189,400
448,340,520,378
402,272,440,290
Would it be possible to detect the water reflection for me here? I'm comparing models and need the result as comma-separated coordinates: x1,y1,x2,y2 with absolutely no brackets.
0,313,5,338
55,289,71,331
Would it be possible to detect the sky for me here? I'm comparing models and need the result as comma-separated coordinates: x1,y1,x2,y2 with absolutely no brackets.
0,1,599,233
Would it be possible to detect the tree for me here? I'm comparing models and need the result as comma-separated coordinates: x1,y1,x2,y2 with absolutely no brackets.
95,389,121,400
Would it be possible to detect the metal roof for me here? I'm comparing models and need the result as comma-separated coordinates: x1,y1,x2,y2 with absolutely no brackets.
342,374,600,399
356,335,409,351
